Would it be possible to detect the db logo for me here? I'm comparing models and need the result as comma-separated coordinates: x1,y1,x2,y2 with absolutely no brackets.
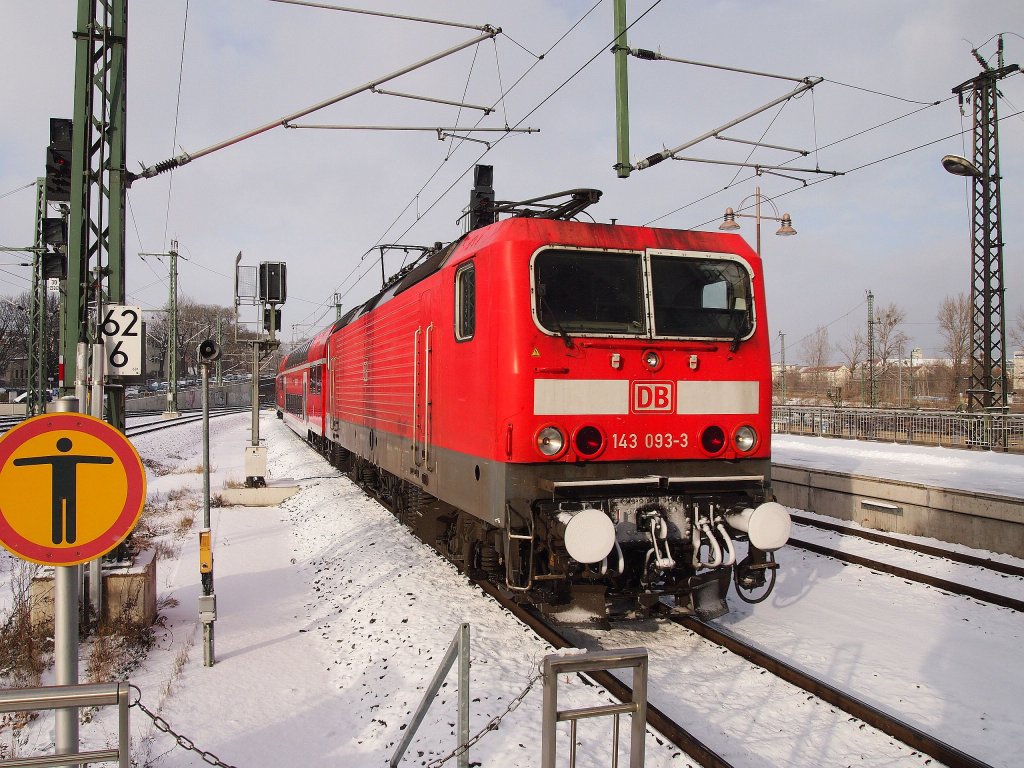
632,381,674,413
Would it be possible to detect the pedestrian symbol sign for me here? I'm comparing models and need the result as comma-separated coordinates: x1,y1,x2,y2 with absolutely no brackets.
0,413,146,566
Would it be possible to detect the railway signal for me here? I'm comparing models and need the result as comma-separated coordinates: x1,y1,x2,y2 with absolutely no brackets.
198,338,222,666
45,118,73,202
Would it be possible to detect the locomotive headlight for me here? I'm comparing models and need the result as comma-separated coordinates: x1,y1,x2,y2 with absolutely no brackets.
642,349,663,371
734,426,757,452
536,426,566,457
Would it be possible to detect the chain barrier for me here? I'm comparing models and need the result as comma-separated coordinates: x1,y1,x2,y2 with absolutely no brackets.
130,668,540,768
129,684,239,768
424,672,542,768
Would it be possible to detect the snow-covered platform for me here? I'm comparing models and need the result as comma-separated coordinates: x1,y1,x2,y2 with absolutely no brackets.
772,435,1024,557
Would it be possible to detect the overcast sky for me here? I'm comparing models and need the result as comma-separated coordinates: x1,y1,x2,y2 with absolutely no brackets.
2,1,1023,363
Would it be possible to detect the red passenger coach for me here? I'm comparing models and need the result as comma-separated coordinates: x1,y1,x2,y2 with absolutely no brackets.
277,176,790,621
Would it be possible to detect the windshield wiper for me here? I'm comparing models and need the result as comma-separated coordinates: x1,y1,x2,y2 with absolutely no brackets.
729,309,750,352
541,296,575,349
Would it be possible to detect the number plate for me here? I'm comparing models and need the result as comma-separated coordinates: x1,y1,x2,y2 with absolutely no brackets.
101,305,143,377
612,432,689,451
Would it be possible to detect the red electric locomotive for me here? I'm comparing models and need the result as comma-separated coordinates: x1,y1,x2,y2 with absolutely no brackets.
278,172,790,621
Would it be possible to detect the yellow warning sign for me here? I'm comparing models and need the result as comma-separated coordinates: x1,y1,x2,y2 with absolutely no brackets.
0,413,146,566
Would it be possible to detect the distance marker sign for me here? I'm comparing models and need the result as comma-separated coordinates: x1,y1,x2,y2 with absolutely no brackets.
0,413,146,566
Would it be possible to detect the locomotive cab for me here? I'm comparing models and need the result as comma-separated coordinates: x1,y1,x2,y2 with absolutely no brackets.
280,175,790,625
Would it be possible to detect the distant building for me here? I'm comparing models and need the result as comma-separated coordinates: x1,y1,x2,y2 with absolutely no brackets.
3,355,28,389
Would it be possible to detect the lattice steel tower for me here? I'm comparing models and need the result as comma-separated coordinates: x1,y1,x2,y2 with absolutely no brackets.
61,0,129,429
950,38,1019,413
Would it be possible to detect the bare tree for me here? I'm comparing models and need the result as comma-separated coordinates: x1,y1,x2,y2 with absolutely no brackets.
0,291,60,390
873,302,909,404
1011,306,1024,352
799,326,832,401
144,298,240,383
0,299,26,383
838,327,866,404
937,294,970,406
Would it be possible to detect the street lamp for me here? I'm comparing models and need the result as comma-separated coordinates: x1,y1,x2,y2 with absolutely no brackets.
941,154,981,178
719,185,797,257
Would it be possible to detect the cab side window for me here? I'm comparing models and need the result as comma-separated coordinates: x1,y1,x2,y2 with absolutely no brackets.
455,262,476,341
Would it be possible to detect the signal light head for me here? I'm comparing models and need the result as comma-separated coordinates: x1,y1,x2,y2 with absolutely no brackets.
198,339,222,363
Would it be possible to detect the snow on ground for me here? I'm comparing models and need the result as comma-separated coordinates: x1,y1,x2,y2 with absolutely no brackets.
2,416,1023,767
773,433,1024,498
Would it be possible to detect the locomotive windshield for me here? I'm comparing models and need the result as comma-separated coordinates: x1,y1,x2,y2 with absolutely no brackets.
650,255,752,339
533,249,753,340
535,250,646,334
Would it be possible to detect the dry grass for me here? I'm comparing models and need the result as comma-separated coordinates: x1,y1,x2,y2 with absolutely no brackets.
85,591,155,684
0,561,51,689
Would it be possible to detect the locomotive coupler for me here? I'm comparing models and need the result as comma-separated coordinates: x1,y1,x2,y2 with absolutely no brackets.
637,506,675,571
735,547,779,590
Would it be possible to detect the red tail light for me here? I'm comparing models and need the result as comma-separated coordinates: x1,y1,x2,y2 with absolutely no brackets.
700,425,726,455
574,426,604,457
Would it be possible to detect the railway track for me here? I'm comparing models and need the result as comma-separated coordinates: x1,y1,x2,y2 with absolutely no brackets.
477,574,997,768
300,431,1008,768
786,517,1024,613
791,512,1024,578
361,474,1000,768
667,613,993,768
471,578,736,768
125,407,252,438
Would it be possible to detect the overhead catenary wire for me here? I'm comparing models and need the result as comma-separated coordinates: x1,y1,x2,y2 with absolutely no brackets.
290,0,617,334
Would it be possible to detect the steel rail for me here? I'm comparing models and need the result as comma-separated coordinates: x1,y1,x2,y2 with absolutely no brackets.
672,614,995,768
787,537,1024,612
791,513,1024,578
125,407,251,438
350,467,735,768
472,579,736,768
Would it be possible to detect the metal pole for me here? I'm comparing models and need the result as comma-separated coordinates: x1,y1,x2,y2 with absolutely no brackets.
612,0,631,178
779,331,786,405
29,179,46,418
251,341,260,448
201,362,215,666
166,244,178,415
215,317,223,386
52,396,80,767
89,343,105,622
202,364,211,529
457,623,470,768
867,290,876,407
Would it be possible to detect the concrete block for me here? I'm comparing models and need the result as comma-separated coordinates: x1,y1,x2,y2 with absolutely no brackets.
30,549,157,628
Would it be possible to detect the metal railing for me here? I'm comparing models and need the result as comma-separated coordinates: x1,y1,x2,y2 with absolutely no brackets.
542,648,648,768
391,623,470,768
772,405,1024,452
0,682,129,768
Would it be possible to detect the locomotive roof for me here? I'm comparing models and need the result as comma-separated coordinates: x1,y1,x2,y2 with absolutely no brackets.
280,217,759,370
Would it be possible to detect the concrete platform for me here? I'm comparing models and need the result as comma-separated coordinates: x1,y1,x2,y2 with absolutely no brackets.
219,484,299,507
772,463,1024,558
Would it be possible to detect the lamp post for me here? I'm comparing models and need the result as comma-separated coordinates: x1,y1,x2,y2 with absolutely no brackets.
719,185,796,257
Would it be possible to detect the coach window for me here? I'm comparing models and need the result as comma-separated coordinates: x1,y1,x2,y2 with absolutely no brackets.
310,364,322,395
455,261,476,341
